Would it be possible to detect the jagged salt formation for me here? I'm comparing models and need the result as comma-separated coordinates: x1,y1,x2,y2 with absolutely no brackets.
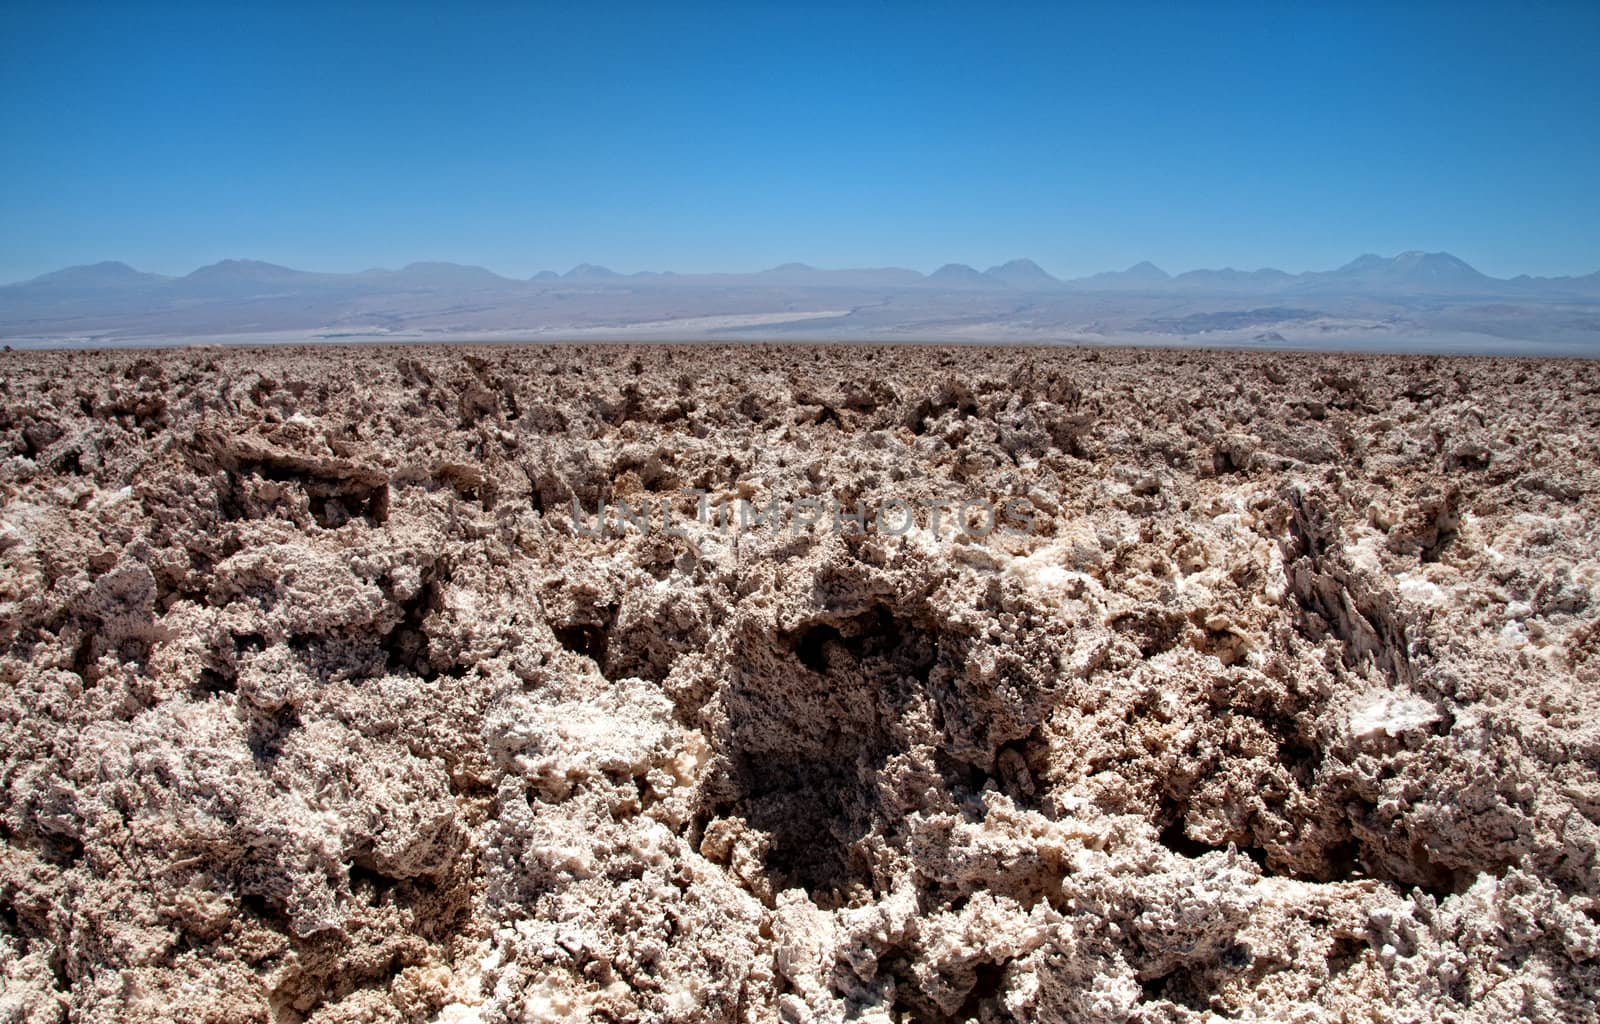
1,344,1597,1023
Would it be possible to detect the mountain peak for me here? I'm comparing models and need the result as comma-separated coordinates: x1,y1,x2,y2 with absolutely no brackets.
927,263,994,286
1329,250,1487,286
1336,253,1389,274
1396,250,1478,270
1124,261,1170,280
564,263,619,279
364,262,511,289
185,258,304,279
983,258,1060,288
35,260,148,281
1074,261,1171,289
77,260,139,275
5,260,169,292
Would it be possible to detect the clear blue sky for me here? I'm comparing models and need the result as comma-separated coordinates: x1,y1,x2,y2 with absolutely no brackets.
3,1,1598,283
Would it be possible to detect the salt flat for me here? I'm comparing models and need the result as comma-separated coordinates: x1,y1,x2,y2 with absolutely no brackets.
1,344,1597,1022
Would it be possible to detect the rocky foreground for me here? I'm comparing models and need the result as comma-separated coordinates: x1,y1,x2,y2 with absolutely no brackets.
0,343,1597,1023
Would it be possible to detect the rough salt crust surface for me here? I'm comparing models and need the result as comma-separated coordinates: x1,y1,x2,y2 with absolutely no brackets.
0,343,1597,1023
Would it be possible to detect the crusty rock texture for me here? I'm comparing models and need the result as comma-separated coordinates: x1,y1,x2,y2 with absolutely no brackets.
1,343,1598,1023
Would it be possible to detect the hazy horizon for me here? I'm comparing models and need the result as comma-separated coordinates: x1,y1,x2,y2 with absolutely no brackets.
6,246,1598,354
8,248,1600,287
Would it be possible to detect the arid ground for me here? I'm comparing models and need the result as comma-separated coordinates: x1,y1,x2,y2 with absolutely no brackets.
1,344,1597,1023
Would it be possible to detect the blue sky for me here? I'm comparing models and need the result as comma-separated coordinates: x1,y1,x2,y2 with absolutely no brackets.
2,1,1598,283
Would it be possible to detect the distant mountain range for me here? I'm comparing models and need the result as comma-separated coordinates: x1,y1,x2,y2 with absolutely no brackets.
7,251,1596,302
2,251,1597,351
1074,260,1173,291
